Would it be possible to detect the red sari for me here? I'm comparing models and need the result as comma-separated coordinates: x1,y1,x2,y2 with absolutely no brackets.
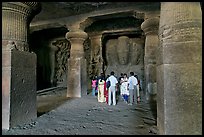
104,82,108,104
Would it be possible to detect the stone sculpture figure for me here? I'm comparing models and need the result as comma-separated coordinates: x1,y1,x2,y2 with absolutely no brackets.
49,43,59,86
117,36,130,65
52,39,70,86
130,41,142,65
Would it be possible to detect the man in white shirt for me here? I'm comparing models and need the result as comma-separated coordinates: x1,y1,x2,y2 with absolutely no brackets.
106,71,118,105
128,72,138,105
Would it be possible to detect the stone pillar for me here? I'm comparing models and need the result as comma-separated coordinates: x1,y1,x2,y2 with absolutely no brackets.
66,29,88,97
89,34,103,76
157,2,202,135
141,17,159,102
2,2,41,130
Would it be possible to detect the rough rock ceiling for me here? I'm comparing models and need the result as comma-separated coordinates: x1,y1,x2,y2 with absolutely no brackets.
32,2,160,22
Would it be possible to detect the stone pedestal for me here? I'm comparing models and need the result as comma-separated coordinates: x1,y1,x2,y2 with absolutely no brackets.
66,29,88,97
141,17,159,102
157,2,202,135
2,2,41,130
2,47,37,129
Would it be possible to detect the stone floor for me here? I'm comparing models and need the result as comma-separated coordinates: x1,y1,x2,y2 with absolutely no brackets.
2,89,158,135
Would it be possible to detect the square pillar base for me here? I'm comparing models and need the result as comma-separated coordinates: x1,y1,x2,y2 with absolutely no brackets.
2,49,37,129
67,57,87,98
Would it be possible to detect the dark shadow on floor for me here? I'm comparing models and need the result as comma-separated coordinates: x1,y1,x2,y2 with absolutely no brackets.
37,89,70,117
148,94,157,123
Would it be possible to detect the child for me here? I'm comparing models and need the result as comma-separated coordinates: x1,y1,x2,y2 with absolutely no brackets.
91,75,97,96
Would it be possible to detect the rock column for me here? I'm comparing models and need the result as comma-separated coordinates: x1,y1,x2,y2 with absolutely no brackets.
2,2,41,130
66,29,88,97
141,17,159,101
157,2,202,134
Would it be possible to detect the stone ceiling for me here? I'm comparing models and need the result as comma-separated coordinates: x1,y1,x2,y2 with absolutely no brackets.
30,2,160,40
32,2,160,23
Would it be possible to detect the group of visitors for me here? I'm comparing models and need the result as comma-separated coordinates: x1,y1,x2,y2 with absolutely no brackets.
91,71,141,106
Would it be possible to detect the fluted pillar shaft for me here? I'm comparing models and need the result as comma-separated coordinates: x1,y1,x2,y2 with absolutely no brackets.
2,2,41,130
157,2,202,135
66,29,88,97
141,17,159,101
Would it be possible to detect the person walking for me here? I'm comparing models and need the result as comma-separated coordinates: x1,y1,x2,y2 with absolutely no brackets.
106,71,118,106
127,72,138,105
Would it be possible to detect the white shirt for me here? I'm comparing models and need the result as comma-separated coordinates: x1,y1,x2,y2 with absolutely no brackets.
106,75,118,86
128,76,138,89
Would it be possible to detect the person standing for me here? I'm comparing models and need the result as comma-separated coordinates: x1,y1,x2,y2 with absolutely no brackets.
91,75,97,96
106,71,118,106
97,78,106,103
134,75,140,103
104,75,110,104
128,72,138,105
118,73,124,101
120,73,129,103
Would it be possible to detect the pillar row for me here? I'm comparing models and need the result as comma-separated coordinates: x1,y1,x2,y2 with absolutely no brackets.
2,2,41,130
141,17,159,101
66,29,88,97
157,2,202,135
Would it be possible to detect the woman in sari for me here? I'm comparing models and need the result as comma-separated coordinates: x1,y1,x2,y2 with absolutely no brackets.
98,78,106,103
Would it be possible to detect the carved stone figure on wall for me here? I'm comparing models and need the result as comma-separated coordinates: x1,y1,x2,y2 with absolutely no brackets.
130,41,142,65
89,42,101,77
106,39,118,66
49,43,59,86
105,36,144,79
52,39,70,86
117,36,130,65
83,38,92,79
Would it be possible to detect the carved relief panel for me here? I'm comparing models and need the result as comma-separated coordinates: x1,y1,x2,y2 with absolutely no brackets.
50,38,91,86
130,38,143,65
117,36,130,65
52,39,71,86
106,39,118,66
105,36,144,79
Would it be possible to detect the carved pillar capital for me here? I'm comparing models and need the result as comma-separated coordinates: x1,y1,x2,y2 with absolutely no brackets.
66,29,88,43
89,33,103,46
89,34,102,40
65,29,88,58
141,17,159,35
2,2,41,20
2,2,41,51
